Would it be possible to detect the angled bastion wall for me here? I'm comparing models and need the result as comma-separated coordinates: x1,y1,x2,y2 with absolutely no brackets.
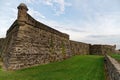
2,3,72,70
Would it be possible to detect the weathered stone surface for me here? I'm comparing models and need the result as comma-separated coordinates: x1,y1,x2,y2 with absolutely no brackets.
105,55,120,80
90,45,116,55
1,3,71,70
70,40,90,55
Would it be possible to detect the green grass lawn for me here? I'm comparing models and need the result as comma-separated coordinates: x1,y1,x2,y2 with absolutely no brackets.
110,54,120,61
0,55,105,80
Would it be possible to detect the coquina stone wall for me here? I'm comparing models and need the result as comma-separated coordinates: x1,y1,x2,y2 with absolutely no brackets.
1,3,71,70
2,20,21,70
105,55,120,80
70,40,90,55
90,45,116,55
102,45,116,54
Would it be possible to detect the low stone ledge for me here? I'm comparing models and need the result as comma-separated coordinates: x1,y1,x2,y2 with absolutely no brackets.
105,55,120,80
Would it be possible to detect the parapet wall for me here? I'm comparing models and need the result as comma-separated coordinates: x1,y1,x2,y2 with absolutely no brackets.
7,15,69,39
26,14,69,39
105,55,120,80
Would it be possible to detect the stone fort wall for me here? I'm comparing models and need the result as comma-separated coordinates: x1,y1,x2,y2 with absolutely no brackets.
90,45,116,55
70,40,90,55
1,3,116,70
2,20,20,69
2,3,72,70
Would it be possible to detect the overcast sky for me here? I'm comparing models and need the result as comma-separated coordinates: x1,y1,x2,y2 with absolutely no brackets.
0,0,120,49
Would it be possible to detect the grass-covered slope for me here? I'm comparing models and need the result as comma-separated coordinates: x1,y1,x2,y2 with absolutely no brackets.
0,55,105,80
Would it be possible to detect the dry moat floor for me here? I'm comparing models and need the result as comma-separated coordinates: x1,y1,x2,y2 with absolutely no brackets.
0,55,105,80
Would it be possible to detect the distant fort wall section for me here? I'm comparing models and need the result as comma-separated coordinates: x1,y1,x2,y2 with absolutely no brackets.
1,3,116,70
70,40,90,55
90,45,116,55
